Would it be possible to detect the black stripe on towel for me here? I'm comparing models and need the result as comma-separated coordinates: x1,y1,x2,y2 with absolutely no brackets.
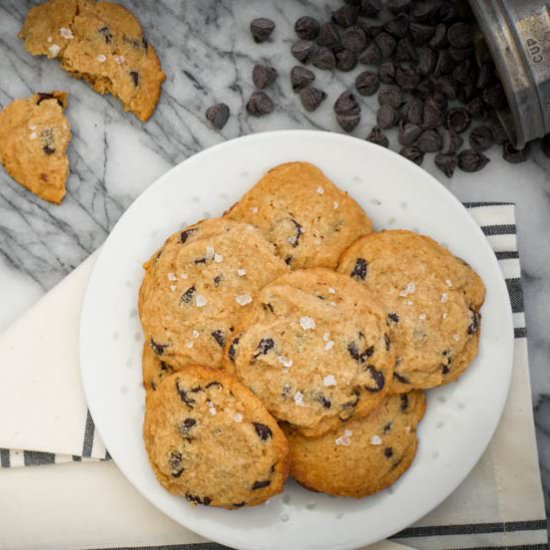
23,450,55,466
495,251,519,260
85,543,232,550
464,202,513,208
0,448,10,467
82,409,95,458
481,224,516,236
393,519,547,538
506,278,525,313
450,545,549,550
515,327,527,338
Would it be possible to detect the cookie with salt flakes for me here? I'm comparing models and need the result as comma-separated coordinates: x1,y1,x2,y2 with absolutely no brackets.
225,162,373,269
337,229,485,392
144,366,289,509
223,268,395,438
139,218,289,372
284,391,426,497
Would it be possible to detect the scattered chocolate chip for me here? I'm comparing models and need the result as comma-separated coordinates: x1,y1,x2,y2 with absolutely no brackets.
332,4,359,28
433,76,456,99
402,97,424,125
350,257,368,280
377,104,398,129
394,37,417,62
253,422,273,441
180,286,196,304
429,23,448,49
400,393,409,410
246,91,274,116
205,103,230,130
252,480,271,490
336,48,358,72
359,42,382,65
291,66,315,92
388,312,400,323
433,50,455,76
378,61,396,84
446,107,471,133
180,228,197,244
311,46,336,70
367,126,389,147
417,129,442,152
440,128,464,153
211,330,225,348
400,146,424,165
409,22,435,45
291,40,316,64
491,122,509,145
361,0,382,17
386,0,411,14
375,32,396,59
250,18,275,43
150,338,168,356
384,447,394,458
395,66,420,90
378,85,402,108
334,91,361,132
398,122,422,146
176,380,196,409
295,16,320,40
447,22,473,49
467,307,480,334
469,125,494,151
411,1,440,22
384,14,409,39
98,26,113,44
434,152,458,177
341,26,367,52
356,70,380,96
317,22,341,49
503,141,530,163
130,71,139,87
300,87,327,112
416,47,436,76
252,64,278,89
228,337,240,362
458,149,490,172
365,365,385,392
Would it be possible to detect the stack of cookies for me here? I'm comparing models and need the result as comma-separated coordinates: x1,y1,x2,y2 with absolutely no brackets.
139,162,485,509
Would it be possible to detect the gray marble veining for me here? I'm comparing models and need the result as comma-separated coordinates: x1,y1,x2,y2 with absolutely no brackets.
0,0,549,523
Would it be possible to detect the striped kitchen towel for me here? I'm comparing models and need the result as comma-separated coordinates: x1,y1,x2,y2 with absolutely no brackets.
0,203,547,550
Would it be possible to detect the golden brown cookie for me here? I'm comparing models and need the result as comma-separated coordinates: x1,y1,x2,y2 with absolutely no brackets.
337,230,486,392
223,268,395,437
139,218,289,371
144,366,289,509
19,0,165,121
284,391,426,497
225,162,373,269
0,91,71,204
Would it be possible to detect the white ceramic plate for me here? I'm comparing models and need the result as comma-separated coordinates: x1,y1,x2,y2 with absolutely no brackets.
80,130,514,550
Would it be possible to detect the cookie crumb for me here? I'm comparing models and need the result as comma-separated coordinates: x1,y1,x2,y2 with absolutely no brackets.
323,374,337,386
335,429,353,446
236,293,253,306
300,316,316,330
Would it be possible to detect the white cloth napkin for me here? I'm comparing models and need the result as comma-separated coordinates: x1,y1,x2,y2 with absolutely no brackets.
0,203,547,550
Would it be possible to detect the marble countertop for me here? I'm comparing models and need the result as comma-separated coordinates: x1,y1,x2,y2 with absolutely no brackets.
0,0,549,524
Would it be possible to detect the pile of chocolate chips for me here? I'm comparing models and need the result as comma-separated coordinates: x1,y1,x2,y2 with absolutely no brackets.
205,3,548,177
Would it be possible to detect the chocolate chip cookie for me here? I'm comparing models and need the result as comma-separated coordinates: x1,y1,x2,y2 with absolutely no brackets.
19,0,165,121
139,218,289,372
144,365,289,509
225,162,373,269
0,91,71,204
337,230,485,392
284,391,426,497
223,268,395,437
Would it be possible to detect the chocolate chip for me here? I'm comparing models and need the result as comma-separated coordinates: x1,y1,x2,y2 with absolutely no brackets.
253,422,273,441
36,93,64,108
359,42,382,65
180,286,196,304
365,365,385,392
468,307,480,334
130,71,139,87
185,493,212,505
378,85,402,108
384,333,391,351
284,256,293,266
378,61,396,84
263,302,275,314
150,338,168,356
491,122,508,145
317,22,341,49
43,144,55,155
409,22,435,45
246,91,274,116
395,66,420,90
434,152,458,177
502,141,530,164
160,361,173,373
213,274,224,287
386,0,411,13
205,103,230,130
384,15,409,39
482,83,507,110
411,1,441,22
367,126,389,147
446,107,471,133
350,257,368,280
440,128,464,154
441,363,450,374
360,0,382,17
295,16,320,40
210,330,225,349
291,66,315,92
416,47,436,76
400,146,424,165
476,63,496,89
176,380,196,408
98,26,113,44
339,393,360,420
250,18,275,43
395,372,410,385
332,5,359,28
311,47,336,71
469,126,494,152
252,64,278,89
341,26,367,52
191,385,204,393
252,480,271,490
402,97,424,125
447,22,473,49
255,338,275,356
429,23,448,49
233,502,246,508
336,48,358,72
334,91,361,132
388,312,400,323
377,104,398,129
398,122,422,146
227,337,240,363
383,421,393,433
458,149,490,172
384,447,394,458
400,393,409,410
433,76,457,100
180,228,197,244
180,418,196,441
375,32,396,59
356,70,380,96
417,129,442,152
433,50,455,76
394,37,417,63
169,451,184,477
318,395,332,409
288,218,304,247
291,40,316,64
